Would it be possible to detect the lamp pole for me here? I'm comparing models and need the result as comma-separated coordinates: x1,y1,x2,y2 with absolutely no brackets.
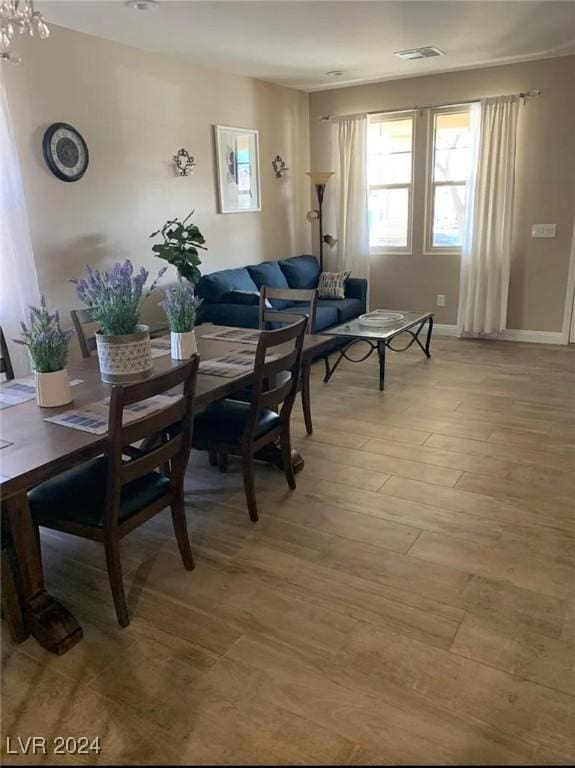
316,183,326,271
306,172,334,272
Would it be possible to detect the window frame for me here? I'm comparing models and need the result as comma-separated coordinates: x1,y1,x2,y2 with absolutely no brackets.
368,110,416,256
424,104,472,256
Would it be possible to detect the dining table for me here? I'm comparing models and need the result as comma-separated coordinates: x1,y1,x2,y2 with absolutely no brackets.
0,324,333,655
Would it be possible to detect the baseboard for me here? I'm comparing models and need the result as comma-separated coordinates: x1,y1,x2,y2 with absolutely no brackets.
434,324,459,337
500,329,567,345
433,324,567,345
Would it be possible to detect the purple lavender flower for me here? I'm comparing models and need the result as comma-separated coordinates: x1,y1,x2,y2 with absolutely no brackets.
70,259,167,336
17,296,73,373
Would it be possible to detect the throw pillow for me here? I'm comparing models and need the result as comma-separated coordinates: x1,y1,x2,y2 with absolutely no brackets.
317,271,350,300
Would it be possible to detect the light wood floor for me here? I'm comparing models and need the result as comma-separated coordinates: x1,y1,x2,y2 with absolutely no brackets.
2,337,575,765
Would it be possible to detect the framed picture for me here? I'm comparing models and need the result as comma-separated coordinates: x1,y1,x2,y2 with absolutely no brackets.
214,125,261,213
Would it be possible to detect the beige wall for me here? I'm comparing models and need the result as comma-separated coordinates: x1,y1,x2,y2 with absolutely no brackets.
310,56,575,331
3,25,310,357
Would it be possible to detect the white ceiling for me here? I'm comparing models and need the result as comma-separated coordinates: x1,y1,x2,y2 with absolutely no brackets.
38,1,575,91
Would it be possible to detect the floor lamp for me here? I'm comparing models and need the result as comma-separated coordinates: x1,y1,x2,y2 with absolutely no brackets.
306,172,334,271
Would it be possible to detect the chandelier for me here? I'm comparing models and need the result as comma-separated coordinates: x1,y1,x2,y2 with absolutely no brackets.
0,0,50,63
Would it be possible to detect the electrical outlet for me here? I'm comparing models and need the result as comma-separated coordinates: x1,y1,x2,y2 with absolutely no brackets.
531,224,556,238
436,294,445,307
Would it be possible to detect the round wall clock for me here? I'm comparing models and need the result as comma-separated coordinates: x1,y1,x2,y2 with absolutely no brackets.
42,123,89,182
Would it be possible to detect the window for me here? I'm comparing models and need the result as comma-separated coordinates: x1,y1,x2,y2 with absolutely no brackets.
366,104,474,255
427,107,472,251
367,113,414,252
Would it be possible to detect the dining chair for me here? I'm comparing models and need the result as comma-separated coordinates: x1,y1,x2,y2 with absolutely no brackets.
28,358,199,627
71,309,170,359
0,326,15,381
193,316,307,523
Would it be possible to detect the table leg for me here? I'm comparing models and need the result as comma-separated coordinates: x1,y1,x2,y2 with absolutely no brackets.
424,315,433,358
377,340,386,391
5,493,83,655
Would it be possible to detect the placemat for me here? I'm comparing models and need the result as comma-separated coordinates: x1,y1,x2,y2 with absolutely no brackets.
0,377,84,410
200,328,261,345
44,393,180,435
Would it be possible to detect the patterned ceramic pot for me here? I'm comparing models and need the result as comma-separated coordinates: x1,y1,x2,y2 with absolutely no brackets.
35,368,72,408
95,324,153,383
170,330,198,360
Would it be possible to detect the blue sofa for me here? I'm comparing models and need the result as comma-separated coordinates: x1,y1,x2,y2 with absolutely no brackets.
196,255,367,332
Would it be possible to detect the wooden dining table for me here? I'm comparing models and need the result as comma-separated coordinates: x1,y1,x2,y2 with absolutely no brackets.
0,325,333,655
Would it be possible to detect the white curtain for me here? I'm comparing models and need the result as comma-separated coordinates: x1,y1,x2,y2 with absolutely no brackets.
331,115,370,288
457,95,519,336
0,77,41,376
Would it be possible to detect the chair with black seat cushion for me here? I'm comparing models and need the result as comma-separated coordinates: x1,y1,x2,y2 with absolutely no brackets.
259,286,318,435
0,327,15,381
193,316,306,523
28,358,199,627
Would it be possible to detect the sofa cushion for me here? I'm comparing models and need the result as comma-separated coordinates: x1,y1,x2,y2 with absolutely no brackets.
197,303,260,329
197,267,259,304
246,261,291,308
279,255,321,290
318,270,351,299
318,298,363,324
281,303,338,332
221,290,260,306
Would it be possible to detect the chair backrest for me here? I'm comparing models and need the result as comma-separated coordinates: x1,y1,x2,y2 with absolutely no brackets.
258,286,318,334
0,327,15,381
244,317,306,440
70,309,97,358
104,357,199,529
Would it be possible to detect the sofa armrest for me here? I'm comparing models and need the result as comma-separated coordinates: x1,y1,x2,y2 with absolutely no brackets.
345,277,367,314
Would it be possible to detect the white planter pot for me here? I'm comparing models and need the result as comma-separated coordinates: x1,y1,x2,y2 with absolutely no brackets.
171,330,198,360
35,368,72,408
95,324,153,383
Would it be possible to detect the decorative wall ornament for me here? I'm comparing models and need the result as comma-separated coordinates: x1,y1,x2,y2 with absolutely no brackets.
214,125,261,214
272,155,288,178
173,148,196,176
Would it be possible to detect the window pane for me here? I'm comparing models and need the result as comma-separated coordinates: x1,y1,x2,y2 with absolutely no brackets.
433,111,470,182
432,184,466,247
368,117,413,185
369,187,409,248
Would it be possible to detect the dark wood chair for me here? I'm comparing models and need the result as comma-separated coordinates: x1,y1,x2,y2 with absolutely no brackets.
28,358,199,627
193,317,307,523
71,309,169,359
259,286,318,435
0,326,15,380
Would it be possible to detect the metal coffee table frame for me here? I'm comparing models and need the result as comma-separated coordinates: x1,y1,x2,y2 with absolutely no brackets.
322,312,434,391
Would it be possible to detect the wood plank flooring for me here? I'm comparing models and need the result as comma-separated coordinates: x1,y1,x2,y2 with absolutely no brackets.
2,336,575,765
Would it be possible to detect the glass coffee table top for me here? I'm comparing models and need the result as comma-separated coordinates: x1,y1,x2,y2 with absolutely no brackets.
321,310,433,341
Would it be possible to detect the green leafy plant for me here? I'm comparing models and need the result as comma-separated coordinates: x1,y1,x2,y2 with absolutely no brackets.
150,211,206,285
160,279,203,333
16,296,73,373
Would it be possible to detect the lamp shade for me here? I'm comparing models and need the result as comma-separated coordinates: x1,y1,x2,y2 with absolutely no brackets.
306,171,334,185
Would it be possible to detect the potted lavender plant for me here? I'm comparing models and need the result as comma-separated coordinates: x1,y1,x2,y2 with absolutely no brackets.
17,296,74,407
71,260,166,383
160,280,203,360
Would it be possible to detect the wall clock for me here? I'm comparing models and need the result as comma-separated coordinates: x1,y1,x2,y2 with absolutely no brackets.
42,123,89,182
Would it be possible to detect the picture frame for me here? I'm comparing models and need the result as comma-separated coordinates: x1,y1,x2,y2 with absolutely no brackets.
214,125,261,214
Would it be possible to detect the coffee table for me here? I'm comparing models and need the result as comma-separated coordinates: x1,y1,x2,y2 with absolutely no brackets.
321,310,434,391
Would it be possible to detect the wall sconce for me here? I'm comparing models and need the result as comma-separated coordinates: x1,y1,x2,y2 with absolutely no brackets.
173,148,196,176
272,155,288,178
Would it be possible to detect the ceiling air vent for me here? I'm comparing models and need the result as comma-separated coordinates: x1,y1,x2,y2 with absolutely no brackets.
395,47,445,60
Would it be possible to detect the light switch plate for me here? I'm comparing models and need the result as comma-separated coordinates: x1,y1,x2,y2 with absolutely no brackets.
532,224,556,238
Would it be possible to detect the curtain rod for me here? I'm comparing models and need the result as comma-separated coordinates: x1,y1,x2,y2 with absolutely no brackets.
318,89,541,122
